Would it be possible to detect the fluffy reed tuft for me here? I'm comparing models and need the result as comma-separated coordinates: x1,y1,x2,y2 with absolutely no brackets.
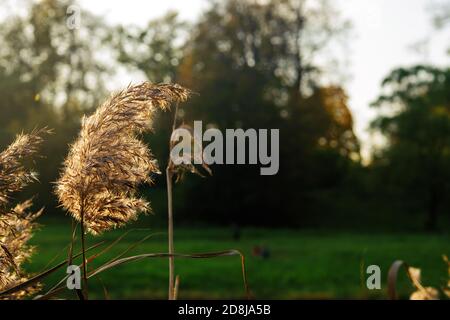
55,82,190,235
0,129,48,299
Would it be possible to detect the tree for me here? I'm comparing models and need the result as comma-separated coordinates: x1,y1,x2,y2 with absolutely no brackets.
372,66,450,231
0,0,110,124
174,0,359,226
114,11,188,84
0,0,113,211
433,0,450,55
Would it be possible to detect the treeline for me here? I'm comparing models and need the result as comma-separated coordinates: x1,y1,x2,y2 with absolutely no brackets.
0,0,448,231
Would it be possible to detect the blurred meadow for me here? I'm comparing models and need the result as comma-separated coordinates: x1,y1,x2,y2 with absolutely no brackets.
28,219,448,299
0,0,449,300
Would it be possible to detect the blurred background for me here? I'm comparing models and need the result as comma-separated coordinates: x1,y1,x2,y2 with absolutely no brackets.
0,0,448,299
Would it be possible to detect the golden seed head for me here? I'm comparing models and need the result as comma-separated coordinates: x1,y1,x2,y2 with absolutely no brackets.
55,82,190,234
0,129,48,299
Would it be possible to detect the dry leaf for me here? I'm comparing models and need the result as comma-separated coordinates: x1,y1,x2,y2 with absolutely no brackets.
410,287,439,300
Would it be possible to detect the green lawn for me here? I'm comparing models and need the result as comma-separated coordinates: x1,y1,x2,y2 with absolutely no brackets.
24,220,449,299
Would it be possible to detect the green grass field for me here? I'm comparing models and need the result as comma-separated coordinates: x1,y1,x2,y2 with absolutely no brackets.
25,220,449,299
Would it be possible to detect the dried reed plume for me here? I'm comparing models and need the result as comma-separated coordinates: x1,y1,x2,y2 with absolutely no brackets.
55,82,190,235
0,129,48,299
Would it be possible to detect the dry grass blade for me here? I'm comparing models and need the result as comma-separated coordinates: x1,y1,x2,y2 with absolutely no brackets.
0,241,104,298
104,232,161,264
39,230,155,299
408,266,439,300
99,277,110,300
388,260,440,300
443,255,450,298
387,260,408,300
86,229,138,264
87,249,250,299
0,244,19,276
174,275,180,300
67,220,78,267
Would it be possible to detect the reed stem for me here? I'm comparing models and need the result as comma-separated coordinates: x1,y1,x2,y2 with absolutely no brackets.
166,168,174,300
167,101,179,300
80,205,88,299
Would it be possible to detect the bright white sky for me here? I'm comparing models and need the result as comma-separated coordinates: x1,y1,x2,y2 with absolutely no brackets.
79,0,450,161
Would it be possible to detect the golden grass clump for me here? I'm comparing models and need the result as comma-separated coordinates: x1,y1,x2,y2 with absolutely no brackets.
55,82,190,235
0,130,46,204
0,129,48,299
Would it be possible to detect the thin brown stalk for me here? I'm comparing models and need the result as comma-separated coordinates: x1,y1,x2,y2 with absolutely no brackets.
174,275,180,300
166,167,175,300
80,205,88,298
167,101,180,300
67,219,85,300
165,96,213,299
